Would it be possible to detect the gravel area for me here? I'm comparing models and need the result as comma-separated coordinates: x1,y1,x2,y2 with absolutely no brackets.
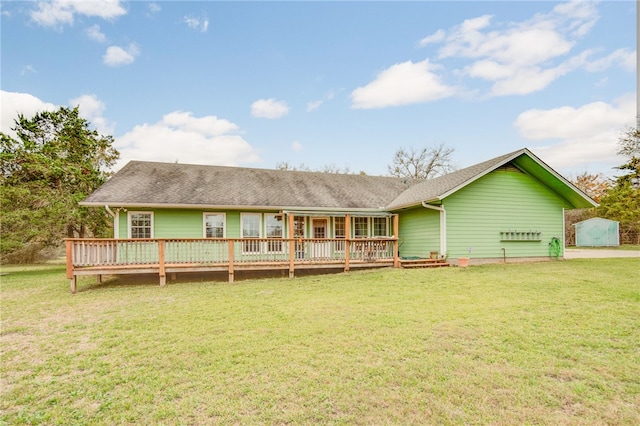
564,248,640,259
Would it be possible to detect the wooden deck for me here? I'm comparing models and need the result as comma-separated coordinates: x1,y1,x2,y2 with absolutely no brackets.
65,237,400,293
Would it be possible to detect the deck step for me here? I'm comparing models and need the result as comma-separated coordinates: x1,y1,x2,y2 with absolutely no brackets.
401,260,450,268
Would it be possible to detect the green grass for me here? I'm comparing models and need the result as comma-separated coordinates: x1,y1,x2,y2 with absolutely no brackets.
2,260,639,425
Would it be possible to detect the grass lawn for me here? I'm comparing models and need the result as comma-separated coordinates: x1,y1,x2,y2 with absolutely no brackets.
2,259,639,425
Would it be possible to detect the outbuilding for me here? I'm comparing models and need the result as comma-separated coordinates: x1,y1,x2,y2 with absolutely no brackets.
574,217,620,247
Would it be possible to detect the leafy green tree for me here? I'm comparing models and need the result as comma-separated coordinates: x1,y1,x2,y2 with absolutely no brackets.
597,125,640,244
1,107,119,262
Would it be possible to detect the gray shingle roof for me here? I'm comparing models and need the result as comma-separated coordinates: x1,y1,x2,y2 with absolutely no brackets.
82,161,414,210
81,148,596,211
385,150,521,209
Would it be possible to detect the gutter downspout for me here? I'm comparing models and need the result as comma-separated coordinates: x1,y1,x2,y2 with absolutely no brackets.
105,205,119,239
421,201,446,256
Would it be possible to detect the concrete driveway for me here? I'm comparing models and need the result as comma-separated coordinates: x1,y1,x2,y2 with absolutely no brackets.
564,248,640,259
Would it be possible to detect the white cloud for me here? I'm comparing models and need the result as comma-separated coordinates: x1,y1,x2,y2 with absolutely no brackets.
184,15,209,33
585,48,636,73
419,29,445,46
307,100,323,112
424,0,609,97
162,111,238,136
20,65,37,76
148,3,161,15
85,24,106,42
103,44,139,67
69,94,114,135
30,0,126,28
351,59,456,109
251,98,289,119
0,91,57,137
515,93,635,171
114,112,259,170
292,141,303,152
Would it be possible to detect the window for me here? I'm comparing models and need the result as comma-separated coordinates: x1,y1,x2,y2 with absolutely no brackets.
129,212,153,238
204,213,225,238
353,217,369,238
293,216,306,238
265,213,283,252
334,217,346,251
372,217,388,237
293,216,306,259
241,213,261,253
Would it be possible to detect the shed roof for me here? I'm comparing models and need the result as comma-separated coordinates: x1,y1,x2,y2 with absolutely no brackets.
81,148,597,211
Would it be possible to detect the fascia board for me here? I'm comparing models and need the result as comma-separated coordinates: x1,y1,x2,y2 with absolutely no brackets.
79,201,390,213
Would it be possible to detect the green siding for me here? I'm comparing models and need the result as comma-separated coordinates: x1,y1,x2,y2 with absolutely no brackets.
397,207,440,258
443,168,565,259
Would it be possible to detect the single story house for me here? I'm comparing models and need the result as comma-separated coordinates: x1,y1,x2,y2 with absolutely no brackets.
66,148,596,291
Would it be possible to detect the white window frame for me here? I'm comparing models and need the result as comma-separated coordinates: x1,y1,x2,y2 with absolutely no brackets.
264,213,284,253
203,212,226,238
372,217,389,237
353,216,369,238
292,216,306,238
128,211,154,239
333,216,346,252
241,213,262,254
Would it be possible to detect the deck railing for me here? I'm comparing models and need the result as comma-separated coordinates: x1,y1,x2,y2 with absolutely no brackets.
66,237,399,292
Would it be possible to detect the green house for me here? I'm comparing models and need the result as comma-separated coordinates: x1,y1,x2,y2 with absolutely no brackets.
69,148,596,290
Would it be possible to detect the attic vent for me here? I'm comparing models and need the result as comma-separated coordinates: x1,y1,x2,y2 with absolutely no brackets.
497,162,522,173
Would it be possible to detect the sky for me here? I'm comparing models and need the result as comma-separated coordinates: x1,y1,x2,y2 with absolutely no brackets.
1,0,637,179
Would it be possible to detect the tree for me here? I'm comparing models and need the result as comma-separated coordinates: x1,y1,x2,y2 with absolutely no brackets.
275,161,363,174
0,107,119,262
596,125,640,244
387,143,455,180
571,172,611,203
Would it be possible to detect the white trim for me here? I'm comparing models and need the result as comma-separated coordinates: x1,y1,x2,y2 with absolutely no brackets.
127,211,154,239
311,217,330,239
372,216,389,237
292,215,307,238
203,212,226,238
352,216,369,238
240,212,262,238
421,202,446,256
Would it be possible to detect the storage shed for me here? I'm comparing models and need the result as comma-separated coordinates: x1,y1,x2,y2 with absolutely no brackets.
574,217,619,247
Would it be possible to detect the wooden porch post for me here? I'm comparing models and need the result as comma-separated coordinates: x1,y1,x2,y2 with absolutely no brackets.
288,214,295,278
344,214,351,272
393,214,401,268
228,239,235,283
158,240,166,286
66,240,77,294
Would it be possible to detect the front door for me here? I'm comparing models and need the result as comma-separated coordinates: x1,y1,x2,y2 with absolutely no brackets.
311,218,330,259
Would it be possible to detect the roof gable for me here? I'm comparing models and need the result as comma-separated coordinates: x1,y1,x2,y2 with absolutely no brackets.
386,148,597,210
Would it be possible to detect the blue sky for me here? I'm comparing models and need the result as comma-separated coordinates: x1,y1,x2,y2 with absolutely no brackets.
1,1,636,178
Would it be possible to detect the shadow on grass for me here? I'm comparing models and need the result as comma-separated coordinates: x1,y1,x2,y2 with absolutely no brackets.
77,267,351,292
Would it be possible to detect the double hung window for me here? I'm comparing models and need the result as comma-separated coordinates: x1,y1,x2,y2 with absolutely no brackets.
204,213,225,238
334,217,346,251
129,212,153,238
353,217,369,238
265,214,283,252
372,217,388,237
241,213,261,253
